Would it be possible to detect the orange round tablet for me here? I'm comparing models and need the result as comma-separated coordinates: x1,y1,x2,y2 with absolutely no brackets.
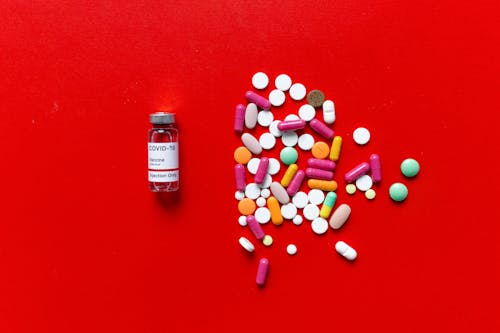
234,146,252,164
311,141,330,159
238,198,256,215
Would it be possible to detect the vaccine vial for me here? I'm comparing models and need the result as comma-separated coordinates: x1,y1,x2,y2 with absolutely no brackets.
148,112,179,192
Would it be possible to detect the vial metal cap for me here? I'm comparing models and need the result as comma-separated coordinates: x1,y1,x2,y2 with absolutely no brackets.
150,112,175,124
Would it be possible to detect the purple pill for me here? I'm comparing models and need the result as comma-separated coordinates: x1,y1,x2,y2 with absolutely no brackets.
256,258,269,287
277,119,306,131
370,154,382,183
307,158,336,171
309,119,334,139
254,157,269,184
245,91,271,110
235,164,246,191
345,162,370,183
247,215,265,240
234,104,245,133
286,170,305,196
305,168,334,180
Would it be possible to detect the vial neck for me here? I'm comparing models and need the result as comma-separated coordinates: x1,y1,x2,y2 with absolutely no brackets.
152,123,174,128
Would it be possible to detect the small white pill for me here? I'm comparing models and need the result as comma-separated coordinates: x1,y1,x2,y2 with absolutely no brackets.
298,104,316,121
298,134,314,151
267,158,280,175
239,236,255,252
247,158,260,175
269,120,282,137
322,100,335,124
257,174,272,189
259,132,276,150
245,183,261,199
353,127,370,145
286,244,297,255
292,191,308,209
303,203,320,221
256,197,266,207
284,114,300,121
281,131,299,147
257,110,274,127
308,189,325,205
269,89,286,107
335,241,357,261
292,215,303,225
355,174,373,192
235,190,245,200
311,217,329,235
252,72,269,90
260,188,271,198
238,215,247,226
275,74,292,91
280,203,297,220
289,83,306,101
255,207,271,224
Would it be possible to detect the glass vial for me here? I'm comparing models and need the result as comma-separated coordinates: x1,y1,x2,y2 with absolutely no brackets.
148,112,179,192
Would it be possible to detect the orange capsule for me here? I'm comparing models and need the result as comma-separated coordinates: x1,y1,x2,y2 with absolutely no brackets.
267,196,283,225
308,179,338,191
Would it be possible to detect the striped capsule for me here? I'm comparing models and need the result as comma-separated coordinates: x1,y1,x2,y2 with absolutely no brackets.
234,164,246,191
307,158,336,171
267,196,283,226
320,192,337,218
369,154,382,183
345,162,370,183
329,136,342,161
308,179,338,191
286,170,305,196
305,168,334,180
278,119,306,131
281,163,298,187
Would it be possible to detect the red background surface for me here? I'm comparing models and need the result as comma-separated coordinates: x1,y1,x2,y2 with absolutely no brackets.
1,1,499,332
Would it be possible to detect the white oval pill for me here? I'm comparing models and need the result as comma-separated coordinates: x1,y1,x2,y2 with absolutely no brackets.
353,127,370,145
281,203,297,220
245,183,261,199
239,236,255,252
257,174,272,189
245,103,258,129
260,188,271,198
267,158,280,175
252,72,269,90
298,134,314,151
270,181,290,204
256,197,266,207
289,83,306,101
257,110,274,127
259,132,276,150
247,158,260,175
255,207,271,224
287,244,297,255
238,215,247,226
292,215,303,225
298,104,316,121
284,114,300,121
311,217,328,235
235,190,245,200
241,133,262,154
281,131,299,147
303,203,320,221
269,89,286,107
275,74,292,91
335,241,357,260
269,120,282,137
322,100,335,124
355,174,373,192
308,189,325,205
292,191,308,209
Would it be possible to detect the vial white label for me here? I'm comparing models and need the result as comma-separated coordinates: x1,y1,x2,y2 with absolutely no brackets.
148,142,179,182
148,170,179,182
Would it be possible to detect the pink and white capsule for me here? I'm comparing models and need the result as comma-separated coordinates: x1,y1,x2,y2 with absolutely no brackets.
369,154,382,183
306,168,334,180
277,119,306,131
254,157,269,184
234,104,245,133
256,258,269,287
247,215,265,240
309,119,334,139
307,158,336,171
245,91,271,110
344,162,370,183
235,164,246,191
286,170,305,196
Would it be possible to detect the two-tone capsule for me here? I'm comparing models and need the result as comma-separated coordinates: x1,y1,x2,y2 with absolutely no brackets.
320,192,337,218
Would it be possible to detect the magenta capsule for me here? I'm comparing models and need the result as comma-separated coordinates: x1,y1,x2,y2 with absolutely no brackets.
254,157,269,184
305,168,334,180
277,119,306,131
309,119,334,139
245,91,271,110
235,164,246,191
286,170,305,196
370,154,382,183
247,215,265,240
307,158,336,171
256,258,269,287
345,162,370,183
234,104,245,133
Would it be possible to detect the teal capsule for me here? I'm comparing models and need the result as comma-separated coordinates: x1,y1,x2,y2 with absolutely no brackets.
320,192,337,218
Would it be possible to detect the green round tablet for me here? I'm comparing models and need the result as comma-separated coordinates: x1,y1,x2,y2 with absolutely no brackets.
400,158,420,178
389,183,408,202
280,147,298,165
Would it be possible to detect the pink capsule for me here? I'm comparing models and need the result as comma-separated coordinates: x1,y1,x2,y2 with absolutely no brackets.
254,157,269,184
233,104,245,133
277,119,306,131
247,215,265,240
286,170,305,196
235,164,246,191
309,119,334,139
370,154,382,183
307,158,336,171
256,258,269,287
305,168,334,180
245,91,271,110
345,162,370,183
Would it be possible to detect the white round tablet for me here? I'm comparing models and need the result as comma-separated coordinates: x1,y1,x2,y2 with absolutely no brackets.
235,190,245,200
298,134,314,151
292,191,308,209
255,207,271,224
292,215,303,225
298,104,316,121
311,217,328,235
252,72,269,90
284,114,300,121
257,173,272,189
286,244,297,255
259,132,276,150
239,237,255,252
289,83,306,101
256,197,266,207
353,127,371,145
247,158,260,175
269,120,282,137
238,215,247,226
260,188,271,198
308,189,325,205
269,89,286,107
267,158,280,175
275,74,292,91
281,131,299,147
245,183,261,199
257,111,274,127
355,174,373,192
303,203,320,221
280,203,297,220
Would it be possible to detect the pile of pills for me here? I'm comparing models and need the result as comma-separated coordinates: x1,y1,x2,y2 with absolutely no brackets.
234,72,421,287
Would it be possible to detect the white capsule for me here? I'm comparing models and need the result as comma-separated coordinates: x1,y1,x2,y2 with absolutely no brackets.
239,236,255,252
335,241,357,261
322,100,336,124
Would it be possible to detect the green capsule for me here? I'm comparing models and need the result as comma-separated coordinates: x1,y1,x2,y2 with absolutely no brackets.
320,192,337,218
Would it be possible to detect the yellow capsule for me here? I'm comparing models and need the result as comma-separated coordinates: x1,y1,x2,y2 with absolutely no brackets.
281,164,298,187
267,196,283,225
308,179,338,192
329,136,342,161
